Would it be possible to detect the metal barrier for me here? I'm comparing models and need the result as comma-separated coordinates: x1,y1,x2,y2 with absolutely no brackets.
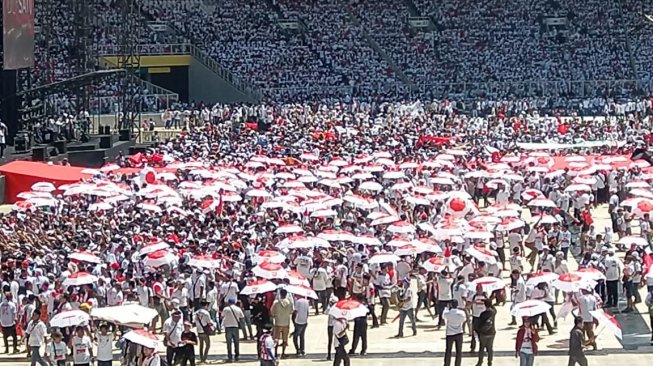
138,129,182,143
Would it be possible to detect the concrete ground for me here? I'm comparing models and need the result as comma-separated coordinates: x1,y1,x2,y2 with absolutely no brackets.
0,204,650,365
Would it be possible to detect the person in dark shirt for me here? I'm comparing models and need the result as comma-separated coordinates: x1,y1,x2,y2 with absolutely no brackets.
180,321,198,366
476,299,497,366
251,295,272,359
568,316,594,366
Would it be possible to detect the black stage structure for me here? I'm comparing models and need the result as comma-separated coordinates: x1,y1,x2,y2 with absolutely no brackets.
0,0,142,165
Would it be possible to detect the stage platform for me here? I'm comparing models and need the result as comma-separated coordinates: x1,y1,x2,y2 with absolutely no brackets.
0,135,136,168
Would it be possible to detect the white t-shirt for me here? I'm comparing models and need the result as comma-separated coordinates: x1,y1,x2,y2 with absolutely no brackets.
71,335,92,364
143,354,162,366
96,333,113,361
437,277,454,301
294,298,310,325
26,320,47,347
400,288,414,311
519,328,534,354
312,268,328,291
46,341,68,363
443,308,466,335
578,294,596,322
0,301,16,327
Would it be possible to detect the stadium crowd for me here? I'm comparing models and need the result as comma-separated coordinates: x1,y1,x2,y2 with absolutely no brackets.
3,99,653,366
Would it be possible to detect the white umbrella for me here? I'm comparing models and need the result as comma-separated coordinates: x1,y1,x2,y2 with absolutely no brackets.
123,329,160,349
527,198,558,208
284,284,318,300
469,276,504,293
91,304,158,327
63,272,98,287
328,299,368,320
68,251,102,264
50,310,90,328
368,253,401,264
511,300,551,318
564,184,591,192
252,262,288,280
138,242,170,256
143,250,176,268
359,181,383,191
31,182,56,192
275,224,304,234
387,221,416,234
254,250,286,264
240,279,278,295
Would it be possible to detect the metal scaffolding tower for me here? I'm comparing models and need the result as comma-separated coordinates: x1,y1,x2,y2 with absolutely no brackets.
71,0,94,115
116,0,142,131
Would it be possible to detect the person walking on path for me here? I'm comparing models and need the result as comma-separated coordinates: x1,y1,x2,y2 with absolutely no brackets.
222,297,245,362
259,325,277,366
443,300,466,366
271,289,294,358
395,278,417,338
568,316,595,366
292,295,309,356
24,309,48,366
515,317,540,366
332,315,350,366
476,299,496,366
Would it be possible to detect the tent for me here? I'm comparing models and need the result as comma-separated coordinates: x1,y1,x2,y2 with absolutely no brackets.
0,161,86,203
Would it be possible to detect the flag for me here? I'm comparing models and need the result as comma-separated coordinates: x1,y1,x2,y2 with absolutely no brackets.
216,193,224,217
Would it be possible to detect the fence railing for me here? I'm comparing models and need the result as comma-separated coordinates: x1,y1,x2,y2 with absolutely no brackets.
138,129,182,143
96,43,191,56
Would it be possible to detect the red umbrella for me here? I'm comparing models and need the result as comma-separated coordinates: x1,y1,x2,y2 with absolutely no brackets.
252,261,288,280
328,299,368,320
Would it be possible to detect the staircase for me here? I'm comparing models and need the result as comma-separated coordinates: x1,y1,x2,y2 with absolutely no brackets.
346,7,412,86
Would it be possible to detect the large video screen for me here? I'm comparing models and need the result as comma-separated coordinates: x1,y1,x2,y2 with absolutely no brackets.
2,0,35,70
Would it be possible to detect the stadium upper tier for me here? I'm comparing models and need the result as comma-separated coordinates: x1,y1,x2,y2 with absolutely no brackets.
20,0,653,102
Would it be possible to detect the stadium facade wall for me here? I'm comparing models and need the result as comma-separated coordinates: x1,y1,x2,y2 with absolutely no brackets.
188,56,257,104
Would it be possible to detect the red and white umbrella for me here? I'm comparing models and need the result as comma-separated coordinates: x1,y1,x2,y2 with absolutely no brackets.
354,235,382,246
359,181,383,191
138,242,170,256
285,284,318,300
387,220,416,234
275,224,304,234
318,230,356,242
252,261,288,280
564,184,591,192
590,309,622,340
527,198,558,208
310,209,338,218
495,217,526,232
123,329,160,349
12,201,34,212
386,237,411,247
526,272,559,287
521,189,544,201
137,202,162,213
370,214,400,226
287,271,310,286
280,235,331,249
421,256,456,272
255,250,286,264
464,229,494,240
188,255,221,269
574,268,606,282
343,195,378,210
470,276,505,293
63,272,98,287
552,273,595,292
618,235,649,247
510,300,551,318
245,189,272,198
626,181,651,189
531,214,560,225
31,182,56,192
50,310,90,328
465,246,497,264
69,251,102,264
328,299,369,320
143,250,176,268
368,253,401,264
394,244,424,257
240,279,278,295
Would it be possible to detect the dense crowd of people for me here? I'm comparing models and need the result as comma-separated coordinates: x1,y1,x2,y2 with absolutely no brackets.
0,99,652,366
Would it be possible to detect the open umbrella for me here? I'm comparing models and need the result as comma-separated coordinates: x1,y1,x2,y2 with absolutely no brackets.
252,261,288,280
91,304,158,328
188,255,221,269
510,300,551,318
138,242,170,256
274,224,304,234
552,273,595,292
143,250,176,268
50,310,90,328
240,279,278,295
469,276,504,293
285,284,318,300
590,309,622,339
68,251,102,264
465,246,497,264
328,299,368,320
387,221,416,234
287,271,310,287
526,272,559,287
368,253,401,264
255,250,286,264
574,268,606,282
63,272,98,287
618,236,649,247
123,329,160,349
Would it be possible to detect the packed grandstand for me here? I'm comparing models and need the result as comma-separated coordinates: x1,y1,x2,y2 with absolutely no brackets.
11,0,653,113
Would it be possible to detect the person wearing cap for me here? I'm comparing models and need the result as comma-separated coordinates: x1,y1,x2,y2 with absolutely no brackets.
142,346,162,366
515,316,539,366
222,297,244,362
395,277,417,338
163,310,184,365
45,331,67,366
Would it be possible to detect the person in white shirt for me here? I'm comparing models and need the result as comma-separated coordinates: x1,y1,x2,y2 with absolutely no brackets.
25,310,48,366
443,300,466,366
69,326,94,366
46,332,67,366
0,293,18,353
96,324,113,366
509,270,527,326
377,266,393,325
396,278,417,338
332,316,349,366
141,346,162,366
163,310,184,365
172,281,190,321
559,225,572,260
292,296,310,356
578,289,598,350
311,262,329,315
222,297,244,362
194,300,214,363
437,270,454,327
604,249,620,307
415,267,434,321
